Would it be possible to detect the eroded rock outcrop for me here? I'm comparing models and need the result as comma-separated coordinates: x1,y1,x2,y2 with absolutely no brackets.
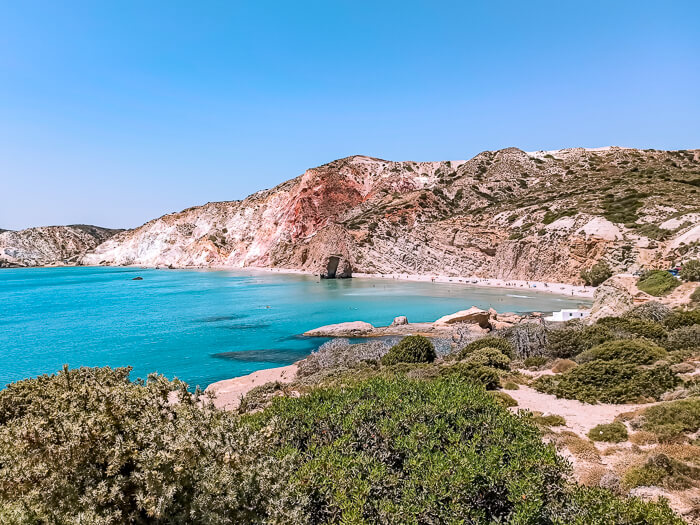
77,148,699,283
0,225,120,267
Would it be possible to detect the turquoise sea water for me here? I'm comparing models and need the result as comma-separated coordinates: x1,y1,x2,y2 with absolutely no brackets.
0,267,588,389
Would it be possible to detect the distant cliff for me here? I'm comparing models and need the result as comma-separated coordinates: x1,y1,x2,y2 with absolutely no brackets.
80,147,700,284
0,225,120,268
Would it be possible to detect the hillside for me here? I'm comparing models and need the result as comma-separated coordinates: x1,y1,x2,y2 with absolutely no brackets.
0,225,121,268
81,146,700,283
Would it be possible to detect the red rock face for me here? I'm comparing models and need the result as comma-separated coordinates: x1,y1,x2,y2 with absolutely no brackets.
278,167,366,240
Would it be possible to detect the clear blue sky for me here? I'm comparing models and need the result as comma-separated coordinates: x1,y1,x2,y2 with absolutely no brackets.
1,1,698,230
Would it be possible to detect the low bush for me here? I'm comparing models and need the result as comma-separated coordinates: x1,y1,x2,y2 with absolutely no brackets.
664,308,700,329
622,454,700,491
546,320,613,358
636,398,700,442
580,261,613,286
455,336,514,360
588,422,629,443
623,301,672,322
462,346,511,370
524,356,549,369
381,335,436,365
552,358,578,373
503,380,520,390
534,360,679,404
490,390,518,407
298,338,390,378
679,259,700,281
691,285,700,304
533,414,567,427
576,339,667,365
596,316,668,343
666,325,700,351
637,270,680,297
441,361,500,390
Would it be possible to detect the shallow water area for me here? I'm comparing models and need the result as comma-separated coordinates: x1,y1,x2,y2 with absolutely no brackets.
0,266,588,388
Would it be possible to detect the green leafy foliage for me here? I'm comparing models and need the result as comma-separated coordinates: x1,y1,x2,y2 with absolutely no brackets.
596,316,668,343
680,259,700,281
576,339,667,365
580,261,613,286
623,454,700,491
637,398,700,442
546,321,613,358
461,346,511,370
587,422,628,443
534,360,679,404
667,325,700,351
456,336,514,360
0,367,684,524
440,361,500,390
637,270,680,297
664,308,700,329
380,335,436,365
623,301,672,322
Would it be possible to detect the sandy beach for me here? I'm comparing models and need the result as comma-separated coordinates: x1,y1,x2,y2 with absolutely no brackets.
262,267,595,299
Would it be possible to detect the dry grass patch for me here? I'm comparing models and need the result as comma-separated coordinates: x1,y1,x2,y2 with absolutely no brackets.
556,431,601,461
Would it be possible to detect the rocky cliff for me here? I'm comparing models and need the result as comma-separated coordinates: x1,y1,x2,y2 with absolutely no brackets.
80,147,700,283
0,225,120,268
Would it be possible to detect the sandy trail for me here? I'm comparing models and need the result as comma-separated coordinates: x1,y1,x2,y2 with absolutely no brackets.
507,384,653,437
205,364,297,410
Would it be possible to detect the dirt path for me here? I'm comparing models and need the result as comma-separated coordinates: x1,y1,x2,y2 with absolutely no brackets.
507,384,654,437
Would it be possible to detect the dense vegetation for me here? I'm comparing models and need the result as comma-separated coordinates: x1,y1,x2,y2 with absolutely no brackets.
0,364,687,523
637,269,680,296
580,260,612,287
2,302,698,523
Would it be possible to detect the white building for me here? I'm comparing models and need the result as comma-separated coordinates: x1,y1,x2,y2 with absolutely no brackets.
544,309,590,322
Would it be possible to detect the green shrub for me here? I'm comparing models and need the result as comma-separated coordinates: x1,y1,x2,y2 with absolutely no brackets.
441,361,500,390
456,336,514,359
503,380,520,390
623,301,672,322
597,316,668,342
664,308,700,329
533,414,567,427
666,325,700,351
462,346,511,370
580,261,613,286
0,367,269,524
587,422,628,443
637,270,680,296
381,335,436,365
0,367,684,524
534,360,679,404
637,398,700,442
524,356,549,368
576,339,667,365
690,286,700,304
546,321,613,358
490,390,518,407
679,259,700,281
623,454,700,491
552,359,578,373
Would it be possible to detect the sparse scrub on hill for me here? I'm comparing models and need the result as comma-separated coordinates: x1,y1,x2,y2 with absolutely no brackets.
622,453,700,491
460,346,511,370
534,360,679,404
380,335,436,365
637,270,680,296
667,325,700,351
588,422,629,443
580,260,613,286
691,286,700,304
